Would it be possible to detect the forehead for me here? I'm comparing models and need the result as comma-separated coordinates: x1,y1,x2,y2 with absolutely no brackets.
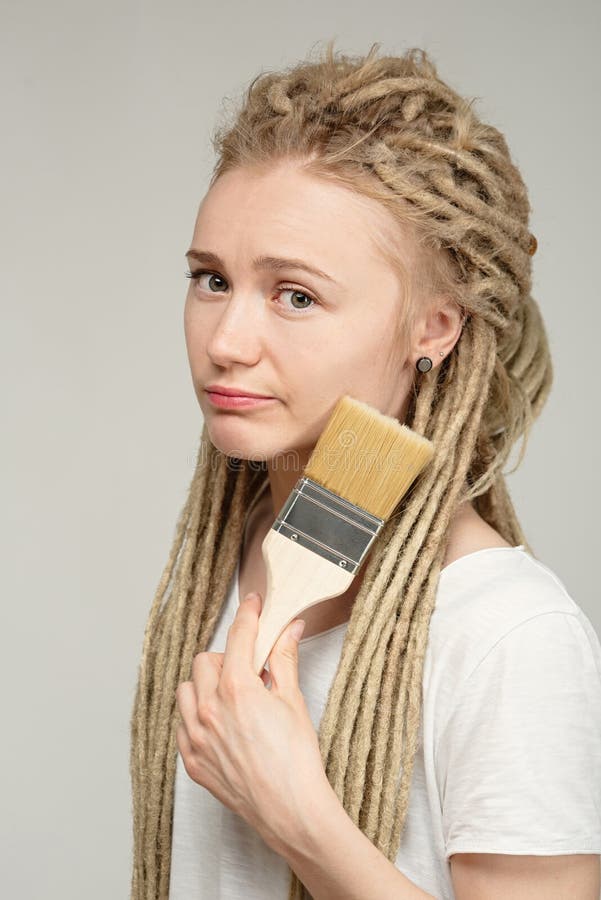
192,164,403,273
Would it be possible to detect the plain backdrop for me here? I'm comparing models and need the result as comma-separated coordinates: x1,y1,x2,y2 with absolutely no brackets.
1,0,600,896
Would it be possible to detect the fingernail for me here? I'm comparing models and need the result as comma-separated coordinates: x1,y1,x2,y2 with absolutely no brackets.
290,619,306,641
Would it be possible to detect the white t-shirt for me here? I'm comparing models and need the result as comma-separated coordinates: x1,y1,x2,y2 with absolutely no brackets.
169,546,601,899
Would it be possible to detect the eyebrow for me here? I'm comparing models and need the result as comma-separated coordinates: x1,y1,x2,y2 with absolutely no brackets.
185,249,339,285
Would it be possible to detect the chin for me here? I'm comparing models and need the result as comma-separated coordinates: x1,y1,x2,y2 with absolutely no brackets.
202,423,268,463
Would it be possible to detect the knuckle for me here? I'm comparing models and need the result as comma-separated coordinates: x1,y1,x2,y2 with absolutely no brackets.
182,752,200,782
228,620,245,638
196,698,218,727
188,720,206,750
218,676,244,704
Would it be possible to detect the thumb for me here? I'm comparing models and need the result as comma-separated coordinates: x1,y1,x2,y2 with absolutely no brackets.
268,618,305,694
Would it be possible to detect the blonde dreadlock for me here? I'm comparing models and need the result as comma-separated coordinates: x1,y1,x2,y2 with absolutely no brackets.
129,40,553,899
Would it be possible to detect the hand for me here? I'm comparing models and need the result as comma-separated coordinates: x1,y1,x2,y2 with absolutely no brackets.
175,591,330,854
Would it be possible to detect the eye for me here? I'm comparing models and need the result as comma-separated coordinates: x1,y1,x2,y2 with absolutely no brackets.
276,285,317,314
185,269,227,293
185,270,319,315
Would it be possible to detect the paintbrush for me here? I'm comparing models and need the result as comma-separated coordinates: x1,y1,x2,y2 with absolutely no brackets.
252,394,435,674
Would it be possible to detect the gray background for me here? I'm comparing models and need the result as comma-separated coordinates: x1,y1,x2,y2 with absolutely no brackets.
2,0,599,896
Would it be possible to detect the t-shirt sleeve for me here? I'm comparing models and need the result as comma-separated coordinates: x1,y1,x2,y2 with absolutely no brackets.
435,610,601,859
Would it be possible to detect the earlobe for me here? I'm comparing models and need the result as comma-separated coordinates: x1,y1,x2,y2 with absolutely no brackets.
415,356,433,373
415,349,446,373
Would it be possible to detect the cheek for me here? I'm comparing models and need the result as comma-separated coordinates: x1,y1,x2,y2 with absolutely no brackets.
183,317,196,365
293,323,401,412
350,314,402,371
183,302,210,360
183,295,194,339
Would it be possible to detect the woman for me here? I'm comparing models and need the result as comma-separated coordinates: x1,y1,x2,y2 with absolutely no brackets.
129,42,601,899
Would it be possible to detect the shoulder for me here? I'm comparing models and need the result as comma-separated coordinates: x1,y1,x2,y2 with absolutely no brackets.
434,499,580,647
423,547,600,721
436,545,579,622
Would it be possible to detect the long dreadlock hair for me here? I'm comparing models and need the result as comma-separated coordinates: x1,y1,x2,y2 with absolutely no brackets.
129,40,553,899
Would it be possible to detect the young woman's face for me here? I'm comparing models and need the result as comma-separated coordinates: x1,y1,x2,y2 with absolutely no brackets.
183,161,416,462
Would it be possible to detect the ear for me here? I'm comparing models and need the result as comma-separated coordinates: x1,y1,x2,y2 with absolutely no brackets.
412,296,465,368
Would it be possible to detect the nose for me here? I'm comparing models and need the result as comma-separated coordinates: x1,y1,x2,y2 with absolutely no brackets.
205,293,263,368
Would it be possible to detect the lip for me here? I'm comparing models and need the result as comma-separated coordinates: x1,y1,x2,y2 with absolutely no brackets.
206,391,277,410
205,384,275,399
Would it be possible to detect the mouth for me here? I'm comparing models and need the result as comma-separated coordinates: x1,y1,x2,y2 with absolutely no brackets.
204,384,275,399
205,390,278,410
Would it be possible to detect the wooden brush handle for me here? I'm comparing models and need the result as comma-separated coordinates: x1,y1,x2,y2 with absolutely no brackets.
252,529,354,674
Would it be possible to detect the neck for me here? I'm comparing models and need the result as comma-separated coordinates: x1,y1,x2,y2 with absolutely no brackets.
263,447,313,519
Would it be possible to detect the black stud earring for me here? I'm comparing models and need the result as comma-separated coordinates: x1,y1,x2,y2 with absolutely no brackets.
416,356,433,373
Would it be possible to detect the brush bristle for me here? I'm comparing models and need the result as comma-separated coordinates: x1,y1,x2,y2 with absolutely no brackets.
303,395,435,521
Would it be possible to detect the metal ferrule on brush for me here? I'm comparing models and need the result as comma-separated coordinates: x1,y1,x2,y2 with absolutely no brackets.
271,476,385,574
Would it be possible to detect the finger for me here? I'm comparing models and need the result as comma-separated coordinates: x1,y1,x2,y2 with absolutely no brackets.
221,591,262,683
175,680,204,741
175,721,193,759
268,618,305,697
191,650,222,707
